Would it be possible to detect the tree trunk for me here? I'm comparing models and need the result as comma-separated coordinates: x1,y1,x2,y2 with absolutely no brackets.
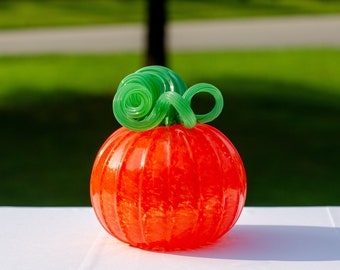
146,0,167,67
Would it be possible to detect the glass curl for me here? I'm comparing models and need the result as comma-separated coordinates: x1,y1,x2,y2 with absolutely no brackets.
113,66,224,132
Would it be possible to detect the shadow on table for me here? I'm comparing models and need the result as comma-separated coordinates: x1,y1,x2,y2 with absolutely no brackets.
175,225,340,261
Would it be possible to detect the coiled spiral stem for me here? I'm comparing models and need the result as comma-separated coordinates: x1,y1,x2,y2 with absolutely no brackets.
113,66,224,132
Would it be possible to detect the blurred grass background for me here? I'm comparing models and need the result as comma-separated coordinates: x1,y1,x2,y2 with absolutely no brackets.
1,0,340,29
1,0,340,206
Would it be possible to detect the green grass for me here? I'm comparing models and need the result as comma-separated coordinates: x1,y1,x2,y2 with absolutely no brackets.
1,49,340,206
0,0,145,29
0,0,340,29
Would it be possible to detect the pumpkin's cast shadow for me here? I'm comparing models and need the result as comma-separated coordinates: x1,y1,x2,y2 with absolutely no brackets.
175,225,340,261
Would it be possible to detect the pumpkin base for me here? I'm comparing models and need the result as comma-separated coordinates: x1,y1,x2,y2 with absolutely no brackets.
130,238,220,252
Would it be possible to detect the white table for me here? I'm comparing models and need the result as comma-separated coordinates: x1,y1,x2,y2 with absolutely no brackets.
1,207,339,270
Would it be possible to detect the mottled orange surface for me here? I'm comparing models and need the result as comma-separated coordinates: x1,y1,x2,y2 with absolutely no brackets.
90,124,246,251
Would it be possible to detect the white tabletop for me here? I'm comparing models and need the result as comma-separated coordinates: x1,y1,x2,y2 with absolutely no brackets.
0,207,339,270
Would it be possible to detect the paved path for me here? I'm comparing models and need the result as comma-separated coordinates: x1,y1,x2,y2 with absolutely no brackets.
0,15,340,55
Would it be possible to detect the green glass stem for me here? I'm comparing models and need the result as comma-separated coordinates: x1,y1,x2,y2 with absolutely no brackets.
113,66,224,132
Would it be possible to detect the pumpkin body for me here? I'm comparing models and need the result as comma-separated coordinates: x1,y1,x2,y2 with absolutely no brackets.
90,123,246,251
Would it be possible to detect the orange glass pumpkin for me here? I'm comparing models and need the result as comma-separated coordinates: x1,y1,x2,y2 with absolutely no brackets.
90,66,246,251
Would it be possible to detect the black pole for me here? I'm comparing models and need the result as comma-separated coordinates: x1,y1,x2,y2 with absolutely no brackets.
146,0,167,67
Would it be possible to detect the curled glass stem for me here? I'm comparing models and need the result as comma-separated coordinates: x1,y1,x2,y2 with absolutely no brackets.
113,66,224,132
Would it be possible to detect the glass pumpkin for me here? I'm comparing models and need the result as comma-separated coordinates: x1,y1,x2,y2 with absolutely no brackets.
90,66,247,251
